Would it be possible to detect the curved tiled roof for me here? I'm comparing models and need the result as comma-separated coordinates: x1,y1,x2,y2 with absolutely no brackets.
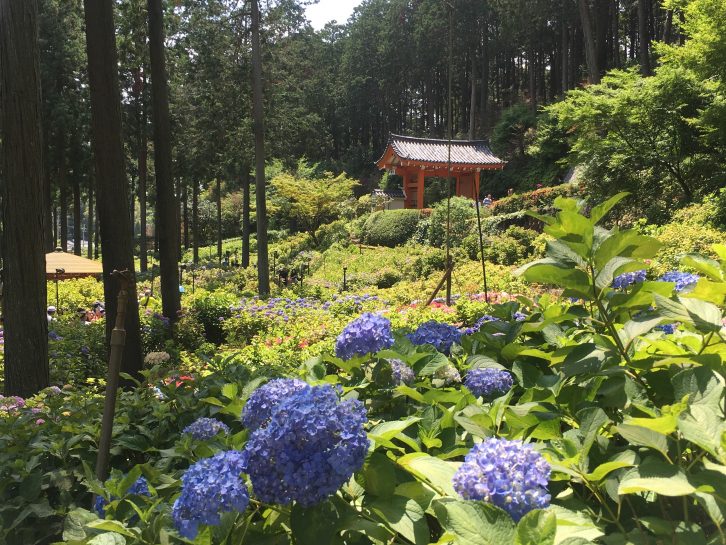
379,134,503,166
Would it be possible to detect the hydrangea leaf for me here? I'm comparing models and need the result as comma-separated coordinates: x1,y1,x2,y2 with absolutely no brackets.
618,458,696,496
396,453,459,497
290,501,340,545
87,520,140,538
433,498,515,545
368,496,428,545
514,509,557,545
615,424,669,458
362,453,397,498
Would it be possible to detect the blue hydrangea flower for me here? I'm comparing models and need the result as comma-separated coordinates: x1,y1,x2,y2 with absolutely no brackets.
390,359,415,386
242,384,368,506
452,438,550,521
612,269,647,290
335,313,394,360
513,312,527,322
408,321,462,354
465,368,514,399
659,271,699,292
242,379,309,432
95,476,150,518
183,417,231,441
656,323,677,334
172,450,249,539
462,315,498,335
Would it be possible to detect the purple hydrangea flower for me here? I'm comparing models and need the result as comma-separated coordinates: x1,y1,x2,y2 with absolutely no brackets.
48,331,62,341
465,368,514,399
452,438,551,521
513,312,527,322
335,313,394,360
95,476,150,518
462,315,499,335
612,269,647,290
659,271,699,292
242,379,309,432
242,384,368,506
172,451,249,539
408,321,462,354
390,359,415,386
183,417,231,441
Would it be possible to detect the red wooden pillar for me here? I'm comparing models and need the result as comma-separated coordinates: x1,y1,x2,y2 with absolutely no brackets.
455,173,460,197
417,169,425,209
475,170,481,200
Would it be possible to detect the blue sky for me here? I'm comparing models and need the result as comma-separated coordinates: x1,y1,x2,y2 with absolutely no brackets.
306,0,362,29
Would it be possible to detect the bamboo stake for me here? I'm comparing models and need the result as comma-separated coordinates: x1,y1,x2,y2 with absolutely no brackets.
95,269,131,482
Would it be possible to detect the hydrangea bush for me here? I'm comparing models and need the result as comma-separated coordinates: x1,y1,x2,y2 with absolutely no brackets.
335,312,394,360
407,320,462,354
464,368,514,399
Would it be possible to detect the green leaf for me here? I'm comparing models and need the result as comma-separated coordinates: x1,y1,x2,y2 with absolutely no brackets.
594,257,638,291
369,418,420,445
593,230,661,270
87,535,126,545
221,383,238,399
517,260,592,296
362,453,397,498
618,458,696,496
87,520,140,538
616,424,669,457
585,461,636,483
589,192,629,224
291,501,340,545
63,508,98,541
549,505,603,544
672,367,725,408
433,498,516,545
514,509,556,545
681,255,724,281
623,414,678,435
396,453,459,497
369,496,428,545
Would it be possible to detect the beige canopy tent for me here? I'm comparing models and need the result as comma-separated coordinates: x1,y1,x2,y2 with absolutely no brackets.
46,249,103,280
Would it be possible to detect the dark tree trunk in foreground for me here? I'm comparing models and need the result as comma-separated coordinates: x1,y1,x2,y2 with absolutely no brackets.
242,168,250,268
83,0,143,377
251,0,269,296
578,0,601,83
638,0,652,76
147,0,179,320
0,0,49,397
182,183,189,250
60,170,68,251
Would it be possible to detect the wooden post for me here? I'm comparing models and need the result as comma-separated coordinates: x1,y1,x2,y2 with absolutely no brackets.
417,170,425,209
455,174,460,197
95,270,131,482
475,170,481,200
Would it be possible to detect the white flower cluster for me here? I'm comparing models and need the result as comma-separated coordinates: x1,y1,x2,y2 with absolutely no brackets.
144,351,171,365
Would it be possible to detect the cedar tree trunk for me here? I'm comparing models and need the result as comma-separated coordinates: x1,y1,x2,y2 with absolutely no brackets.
0,0,50,396
83,0,143,377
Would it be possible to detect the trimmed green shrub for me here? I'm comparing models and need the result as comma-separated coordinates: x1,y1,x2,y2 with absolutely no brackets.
489,184,579,216
361,209,421,247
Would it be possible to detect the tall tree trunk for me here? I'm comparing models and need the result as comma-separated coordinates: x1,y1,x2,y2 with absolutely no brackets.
182,182,189,250
578,0,601,83
528,47,536,110
192,181,199,263
251,0,269,296
216,178,222,262
242,168,250,269
43,165,54,251
595,0,609,72
638,0,652,75
147,0,180,321
662,9,673,44
59,140,68,251
53,207,58,247
94,196,99,259
72,173,82,256
468,54,476,140
561,15,569,94
0,0,49,397
479,23,489,133
138,85,148,272
83,0,143,378
87,183,93,259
